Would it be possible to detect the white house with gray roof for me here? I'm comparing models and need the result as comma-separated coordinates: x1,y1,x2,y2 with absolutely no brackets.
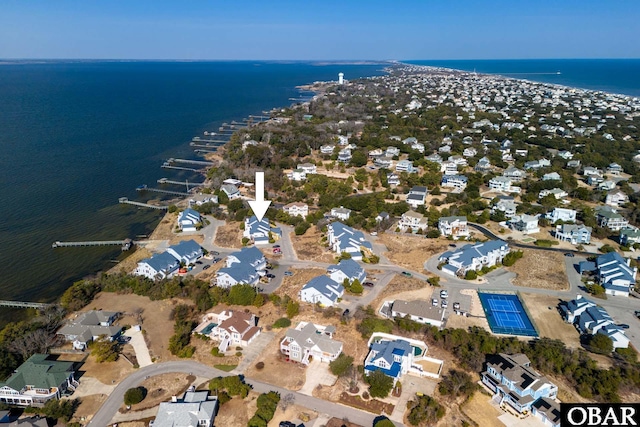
299,276,344,307
57,310,121,350
134,251,181,280
150,391,218,427
243,215,281,245
327,259,366,285
330,206,352,221
546,207,576,223
438,216,469,239
280,322,342,364
398,210,429,233
177,208,201,232
406,186,428,208
554,224,591,245
389,300,446,328
326,222,374,261
221,183,241,200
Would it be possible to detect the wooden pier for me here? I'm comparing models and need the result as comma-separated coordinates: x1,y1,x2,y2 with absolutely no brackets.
157,178,203,187
191,137,228,144
0,300,53,309
161,163,200,172
167,158,215,167
119,197,168,210
136,185,190,196
52,239,133,250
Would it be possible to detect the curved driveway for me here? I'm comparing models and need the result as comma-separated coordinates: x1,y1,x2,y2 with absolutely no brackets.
89,361,403,427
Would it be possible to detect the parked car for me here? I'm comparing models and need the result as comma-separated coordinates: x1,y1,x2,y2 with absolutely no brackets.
402,271,412,277
617,324,630,329
273,248,282,254
203,265,211,270
431,298,438,306
370,231,378,236
342,309,350,317
266,265,273,269
453,302,461,310
363,282,374,288
284,271,293,276
212,251,220,256
266,273,275,278
635,310,640,319
441,300,448,308
273,244,280,248
564,252,574,257
440,290,448,298
212,257,221,263
195,261,203,265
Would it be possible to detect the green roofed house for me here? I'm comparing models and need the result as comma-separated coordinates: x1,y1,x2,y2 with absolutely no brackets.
0,354,78,407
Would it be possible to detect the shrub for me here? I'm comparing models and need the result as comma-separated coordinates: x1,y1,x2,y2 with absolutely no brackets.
273,318,291,328
124,386,146,406
235,351,242,357
255,361,265,370
329,354,354,377
464,270,478,280
588,334,613,355
286,300,300,319
365,370,394,398
407,395,445,426
599,244,616,253
438,370,477,399
374,419,395,427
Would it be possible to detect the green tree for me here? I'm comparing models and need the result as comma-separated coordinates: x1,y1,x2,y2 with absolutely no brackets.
88,335,120,363
350,150,368,167
294,221,311,235
286,300,300,318
407,395,445,426
329,353,354,377
227,284,258,305
366,369,394,398
273,318,291,328
374,419,395,427
350,279,364,295
465,270,478,280
438,370,477,399
589,333,614,354
124,386,146,405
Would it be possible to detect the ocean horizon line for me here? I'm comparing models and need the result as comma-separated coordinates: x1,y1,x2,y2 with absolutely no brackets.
0,57,639,62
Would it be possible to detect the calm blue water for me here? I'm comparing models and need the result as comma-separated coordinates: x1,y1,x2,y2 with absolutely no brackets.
0,61,386,318
407,59,640,97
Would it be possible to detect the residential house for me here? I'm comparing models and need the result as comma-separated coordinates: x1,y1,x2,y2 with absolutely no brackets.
448,155,468,167
605,190,629,207
438,144,452,154
475,156,492,172
375,157,393,168
576,305,614,335
620,227,640,247
463,147,477,157
194,309,261,352
555,224,592,245
542,172,561,181
538,188,567,200
406,186,428,208
385,146,400,158
396,159,416,173
134,251,181,280
441,175,468,191
167,239,203,266
594,252,636,296
546,208,576,224
243,215,281,245
491,197,518,218
596,207,629,231
320,144,335,155
326,222,374,260
425,153,443,164
215,265,260,288
375,212,390,223
587,174,604,186
337,148,352,163
299,275,344,307
280,322,343,364
411,142,425,153
177,208,201,232
598,180,617,191
150,391,218,427
582,166,601,177
607,162,623,175
489,176,520,193
287,168,307,181
226,246,267,271
559,295,597,323
508,214,540,235
283,202,309,219
330,206,352,221
57,310,121,350
398,210,429,233
557,150,573,159
402,137,418,146
439,240,510,276
390,300,446,328
327,259,366,285
0,354,78,407
221,183,241,200
188,193,218,208
503,167,526,182
481,353,558,416
297,163,317,174
438,216,469,239
386,173,400,186
524,159,550,170
363,335,430,384
567,160,581,169
440,161,459,175
597,324,631,349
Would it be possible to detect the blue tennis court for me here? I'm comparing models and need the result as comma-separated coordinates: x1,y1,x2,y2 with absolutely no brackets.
478,292,538,337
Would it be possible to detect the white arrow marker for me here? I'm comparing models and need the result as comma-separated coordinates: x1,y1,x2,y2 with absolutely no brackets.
248,171,271,222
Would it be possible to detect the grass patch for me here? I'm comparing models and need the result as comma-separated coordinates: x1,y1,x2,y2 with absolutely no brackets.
213,364,238,372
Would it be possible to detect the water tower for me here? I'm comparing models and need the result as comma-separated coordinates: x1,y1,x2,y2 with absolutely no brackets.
338,72,344,85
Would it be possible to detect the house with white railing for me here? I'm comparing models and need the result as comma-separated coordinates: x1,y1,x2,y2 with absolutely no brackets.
280,322,342,365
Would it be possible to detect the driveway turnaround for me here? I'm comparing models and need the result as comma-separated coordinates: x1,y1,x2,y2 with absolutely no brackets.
124,328,153,367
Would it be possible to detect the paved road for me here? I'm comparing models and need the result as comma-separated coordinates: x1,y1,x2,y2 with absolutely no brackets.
89,361,403,427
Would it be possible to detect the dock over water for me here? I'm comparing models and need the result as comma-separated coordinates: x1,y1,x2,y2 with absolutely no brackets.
0,300,53,309
119,197,168,210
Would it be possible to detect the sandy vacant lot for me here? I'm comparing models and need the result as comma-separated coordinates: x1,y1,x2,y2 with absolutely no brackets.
378,234,450,273
125,373,195,412
214,393,258,427
507,249,569,290
519,293,581,348
372,274,431,309
214,221,243,248
462,392,503,427
291,228,336,263
86,292,188,362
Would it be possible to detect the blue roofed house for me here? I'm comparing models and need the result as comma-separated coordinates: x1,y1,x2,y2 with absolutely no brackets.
299,276,344,307
215,265,260,288
595,252,636,297
243,216,281,245
327,222,374,261
177,208,202,232
597,324,630,349
438,240,510,277
327,259,366,285
135,251,181,280
560,296,629,349
576,306,614,335
167,239,204,266
226,246,267,271
482,353,558,417
363,334,432,384
559,295,597,323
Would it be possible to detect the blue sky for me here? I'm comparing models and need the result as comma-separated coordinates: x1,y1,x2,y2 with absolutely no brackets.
1,0,638,60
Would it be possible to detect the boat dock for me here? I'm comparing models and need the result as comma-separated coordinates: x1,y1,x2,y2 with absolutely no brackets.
191,137,228,144
0,300,53,309
52,238,134,250
167,158,215,167
157,178,203,187
119,197,168,210
136,185,190,196
161,163,200,172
